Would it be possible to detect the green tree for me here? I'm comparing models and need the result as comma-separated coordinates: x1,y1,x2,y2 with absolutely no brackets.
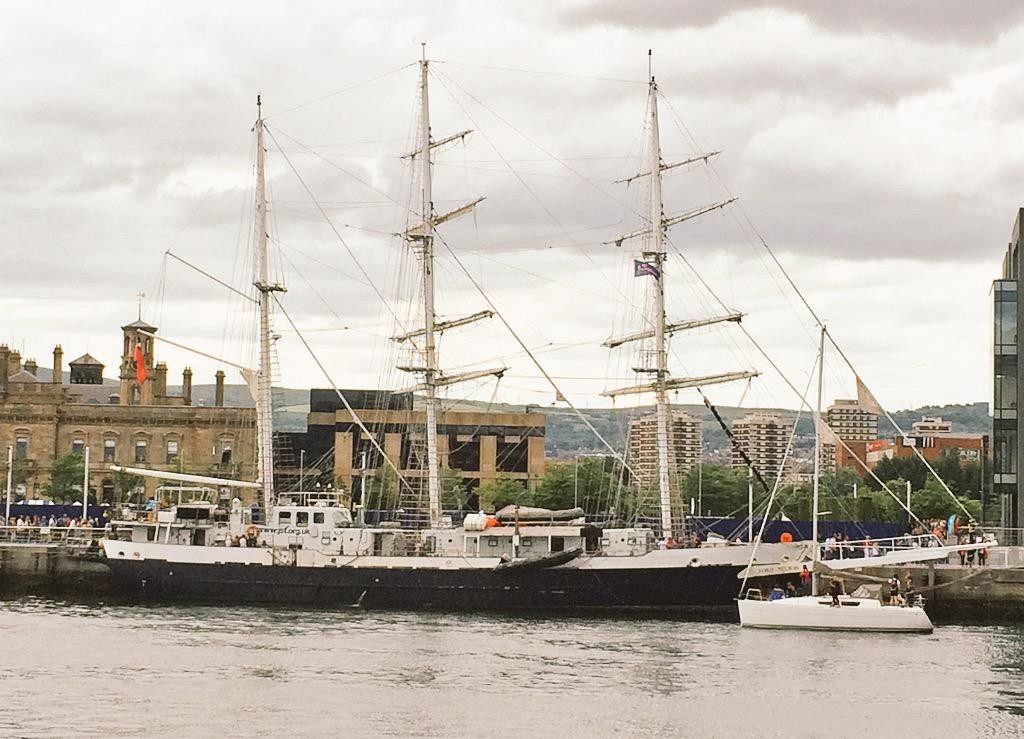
114,471,144,504
869,456,928,491
682,465,749,517
476,476,527,512
440,467,467,509
910,479,981,521
533,458,616,512
43,452,85,503
362,467,398,509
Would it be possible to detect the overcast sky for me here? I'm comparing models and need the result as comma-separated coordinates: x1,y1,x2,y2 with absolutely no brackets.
3,0,1022,417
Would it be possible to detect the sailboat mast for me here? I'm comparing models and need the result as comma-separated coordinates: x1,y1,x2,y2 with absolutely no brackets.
646,65,673,538
254,96,276,516
811,325,826,596
417,47,442,528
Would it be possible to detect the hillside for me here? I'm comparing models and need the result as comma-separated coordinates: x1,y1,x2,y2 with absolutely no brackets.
213,384,989,457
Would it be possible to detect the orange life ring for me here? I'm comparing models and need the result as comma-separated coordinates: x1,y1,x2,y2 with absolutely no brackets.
779,532,793,543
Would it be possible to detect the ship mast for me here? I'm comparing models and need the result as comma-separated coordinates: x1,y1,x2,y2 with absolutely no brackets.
417,49,442,527
603,52,753,538
253,96,284,516
646,69,673,537
399,45,505,527
811,325,826,596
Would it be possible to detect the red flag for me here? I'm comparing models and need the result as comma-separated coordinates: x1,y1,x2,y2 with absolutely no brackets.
133,343,148,385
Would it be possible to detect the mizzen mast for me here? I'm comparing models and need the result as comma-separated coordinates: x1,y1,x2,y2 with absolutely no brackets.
603,53,754,538
397,45,505,527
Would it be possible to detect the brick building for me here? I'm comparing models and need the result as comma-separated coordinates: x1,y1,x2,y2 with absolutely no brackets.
0,320,255,503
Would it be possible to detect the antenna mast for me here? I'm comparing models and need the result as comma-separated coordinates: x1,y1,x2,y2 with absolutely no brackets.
253,94,284,516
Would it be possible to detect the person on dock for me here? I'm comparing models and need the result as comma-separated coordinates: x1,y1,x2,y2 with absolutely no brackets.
799,564,811,594
905,574,918,607
828,578,842,607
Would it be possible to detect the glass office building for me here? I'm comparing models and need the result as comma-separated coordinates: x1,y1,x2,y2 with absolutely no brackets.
994,208,1024,531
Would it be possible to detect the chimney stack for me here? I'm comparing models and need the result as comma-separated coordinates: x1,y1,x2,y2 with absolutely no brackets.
52,345,63,385
23,358,37,377
0,345,8,396
215,370,225,407
182,367,192,406
154,362,168,399
8,350,21,376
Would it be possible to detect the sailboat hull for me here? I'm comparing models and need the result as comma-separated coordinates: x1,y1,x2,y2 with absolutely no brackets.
102,557,752,612
738,596,933,633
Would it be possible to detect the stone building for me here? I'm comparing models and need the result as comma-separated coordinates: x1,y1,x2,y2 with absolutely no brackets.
730,413,793,482
626,410,702,488
0,320,255,503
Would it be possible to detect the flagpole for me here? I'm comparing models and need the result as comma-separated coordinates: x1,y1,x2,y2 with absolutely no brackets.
82,445,90,522
4,446,12,525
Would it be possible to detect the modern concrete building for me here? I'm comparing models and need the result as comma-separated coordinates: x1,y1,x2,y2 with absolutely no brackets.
289,389,546,509
994,207,1022,529
0,321,255,504
911,416,952,435
730,413,793,482
626,410,702,488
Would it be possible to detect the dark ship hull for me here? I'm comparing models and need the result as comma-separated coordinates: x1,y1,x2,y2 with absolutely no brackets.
103,558,748,612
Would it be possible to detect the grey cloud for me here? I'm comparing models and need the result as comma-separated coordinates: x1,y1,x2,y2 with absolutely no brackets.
561,0,1024,45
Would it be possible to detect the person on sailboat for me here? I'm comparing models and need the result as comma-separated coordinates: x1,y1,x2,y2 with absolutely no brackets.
905,574,918,607
799,565,811,594
888,573,901,606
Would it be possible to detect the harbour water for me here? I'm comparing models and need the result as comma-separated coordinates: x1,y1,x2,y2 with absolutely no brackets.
1,598,1022,738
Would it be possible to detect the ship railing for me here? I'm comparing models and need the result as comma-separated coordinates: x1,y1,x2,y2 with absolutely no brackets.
821,532,1006,564
0,525,109,546
824,533,948,561
972,526,1024,548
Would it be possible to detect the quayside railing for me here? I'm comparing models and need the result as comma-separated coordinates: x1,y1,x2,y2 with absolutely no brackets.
0,525,108,546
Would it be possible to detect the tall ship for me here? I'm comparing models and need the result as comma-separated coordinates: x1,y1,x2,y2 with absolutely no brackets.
100,50,940,610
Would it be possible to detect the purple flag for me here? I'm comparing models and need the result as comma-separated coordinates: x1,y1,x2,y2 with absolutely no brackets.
634,259,660,278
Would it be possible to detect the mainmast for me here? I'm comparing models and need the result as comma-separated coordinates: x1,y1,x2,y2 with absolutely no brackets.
398,45,504,527
253,96,284,516
646,74,673,538
811,325,826,596
603,52,753,538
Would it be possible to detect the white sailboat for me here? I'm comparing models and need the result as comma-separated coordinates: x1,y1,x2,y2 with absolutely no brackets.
738,327,936,633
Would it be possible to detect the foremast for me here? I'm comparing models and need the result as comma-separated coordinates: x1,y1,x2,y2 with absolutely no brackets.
253,96,285,516
398,46,505,527
603,54,752,538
